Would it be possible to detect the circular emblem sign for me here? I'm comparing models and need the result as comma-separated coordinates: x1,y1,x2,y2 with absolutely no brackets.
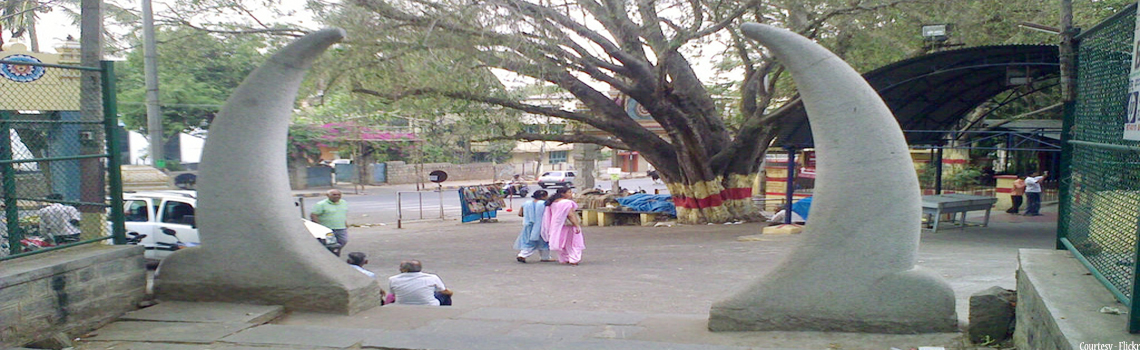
1,54,46,82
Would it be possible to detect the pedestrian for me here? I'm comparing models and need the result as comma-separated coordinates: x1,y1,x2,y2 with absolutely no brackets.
388,260,453,306
1006,173,1026,214
347,252,389,303
38,193,81,243
647,169,660,184
310,189,349,251
515,190,554,263
1023,171,1048,216
542,188,584,266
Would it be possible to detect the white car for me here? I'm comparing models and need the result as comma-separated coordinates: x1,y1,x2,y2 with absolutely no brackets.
538,171,576,188
121,191,337,261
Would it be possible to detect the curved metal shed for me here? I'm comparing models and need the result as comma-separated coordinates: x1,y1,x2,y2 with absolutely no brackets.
768,45,1061,147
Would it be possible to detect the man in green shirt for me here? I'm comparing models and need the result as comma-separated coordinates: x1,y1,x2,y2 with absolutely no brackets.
311,189,349,251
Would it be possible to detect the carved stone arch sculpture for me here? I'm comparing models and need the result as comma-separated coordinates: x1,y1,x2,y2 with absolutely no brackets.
708,23,957,333
153,28,382,314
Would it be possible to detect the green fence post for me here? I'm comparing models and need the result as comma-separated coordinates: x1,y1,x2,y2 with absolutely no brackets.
1057,100,1075,251
102,61,126,245
1130,227,1140,333
0,111,20,253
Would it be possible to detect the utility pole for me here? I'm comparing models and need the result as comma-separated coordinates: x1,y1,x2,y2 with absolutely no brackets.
1059,0,1076,103
143,0,165,169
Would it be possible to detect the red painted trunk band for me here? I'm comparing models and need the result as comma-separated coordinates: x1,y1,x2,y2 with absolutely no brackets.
673,188,753,209
723,187,752,200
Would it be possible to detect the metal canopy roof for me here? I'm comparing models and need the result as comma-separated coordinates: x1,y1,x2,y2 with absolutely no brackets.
767,45,1060,148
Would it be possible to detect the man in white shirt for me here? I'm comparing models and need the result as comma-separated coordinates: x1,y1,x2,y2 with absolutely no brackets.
1023,171,1048,216
389,260,453,306
39,194,81,243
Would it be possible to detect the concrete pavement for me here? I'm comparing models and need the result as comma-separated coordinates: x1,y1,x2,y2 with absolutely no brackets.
61,200,1059,350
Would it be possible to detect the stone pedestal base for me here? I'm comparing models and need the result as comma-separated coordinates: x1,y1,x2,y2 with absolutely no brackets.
154,248,381,315
709,267,958,333
762,224,803,234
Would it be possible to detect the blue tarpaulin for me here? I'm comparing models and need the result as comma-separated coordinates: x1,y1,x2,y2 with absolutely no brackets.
791,196,812,220
615,194,676,216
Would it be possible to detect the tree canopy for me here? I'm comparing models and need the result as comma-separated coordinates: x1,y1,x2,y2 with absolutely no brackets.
114,27,271,136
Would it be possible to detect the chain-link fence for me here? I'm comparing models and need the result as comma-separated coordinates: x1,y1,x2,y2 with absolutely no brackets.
0,55,124,260
1058,3,1140,332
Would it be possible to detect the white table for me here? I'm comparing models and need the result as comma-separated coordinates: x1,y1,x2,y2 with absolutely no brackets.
921,194,998,231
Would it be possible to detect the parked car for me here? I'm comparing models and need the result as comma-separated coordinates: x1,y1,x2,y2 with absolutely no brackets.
121,190,338,261
538,171,576,188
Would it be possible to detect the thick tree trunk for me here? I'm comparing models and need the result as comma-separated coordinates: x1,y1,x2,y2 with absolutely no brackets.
666,173,761,224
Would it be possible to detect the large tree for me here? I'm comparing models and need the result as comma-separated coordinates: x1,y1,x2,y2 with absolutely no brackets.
328,0,927,224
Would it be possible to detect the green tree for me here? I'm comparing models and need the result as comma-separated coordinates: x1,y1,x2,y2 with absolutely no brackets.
115,27,271,136
1,0,43,50
321,0,1136,224
326,0,939,224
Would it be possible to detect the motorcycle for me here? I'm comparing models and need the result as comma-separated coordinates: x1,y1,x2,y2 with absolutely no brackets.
125,232,148,245
156,228,200,252
503,182,529,198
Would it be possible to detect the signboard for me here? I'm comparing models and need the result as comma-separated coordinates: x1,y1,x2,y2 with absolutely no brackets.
1126,7,1140,140
0,43,81,111
428,170,448,183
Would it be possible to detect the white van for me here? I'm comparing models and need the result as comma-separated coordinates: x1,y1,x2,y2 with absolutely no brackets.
122,191,337,261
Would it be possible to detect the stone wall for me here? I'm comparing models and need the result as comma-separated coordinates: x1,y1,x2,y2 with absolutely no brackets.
290,161,509,189
0,245,146,347
381,161,500,185
1014,249,1140,349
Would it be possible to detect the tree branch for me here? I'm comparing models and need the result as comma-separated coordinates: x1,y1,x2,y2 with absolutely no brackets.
353,87,600,125
480,133,631,150
161,19,307,37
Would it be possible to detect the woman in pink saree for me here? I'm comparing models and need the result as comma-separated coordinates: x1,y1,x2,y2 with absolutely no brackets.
541,188,584,265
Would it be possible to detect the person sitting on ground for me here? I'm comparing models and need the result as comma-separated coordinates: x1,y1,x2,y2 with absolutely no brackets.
347,252,376,277
39,193,81,243
346,252,388,303
388,260,453,306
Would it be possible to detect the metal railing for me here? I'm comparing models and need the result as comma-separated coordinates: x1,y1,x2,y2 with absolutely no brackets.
396,190,445,228
0,59,124,261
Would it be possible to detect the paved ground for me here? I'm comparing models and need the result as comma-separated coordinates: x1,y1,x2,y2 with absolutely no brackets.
66,188,1056,350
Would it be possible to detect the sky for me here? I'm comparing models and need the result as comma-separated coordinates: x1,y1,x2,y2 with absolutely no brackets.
2,1,728,94
1,10,77,53
2,1,319,55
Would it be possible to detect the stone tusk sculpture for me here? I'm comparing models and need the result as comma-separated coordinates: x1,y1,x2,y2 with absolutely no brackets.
153,28,382,314
708,23,957,333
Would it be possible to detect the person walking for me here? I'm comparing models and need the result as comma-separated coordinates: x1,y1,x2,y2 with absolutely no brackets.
311,189,350,251
542,188,584,266
515,190,553,263
1023,171,1048,216
1006,173,1026,214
